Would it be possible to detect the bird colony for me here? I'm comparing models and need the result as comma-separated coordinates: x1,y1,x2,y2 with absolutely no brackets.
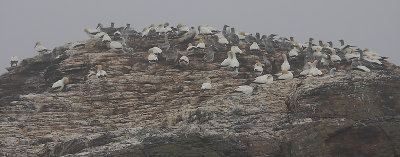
13,22,388,94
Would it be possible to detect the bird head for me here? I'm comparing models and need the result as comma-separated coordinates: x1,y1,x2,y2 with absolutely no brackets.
143,27,148,31
63,77,69,84
188,43,192,47
313,60,318,65
307,61,312,66
282,54,287,59
332,50,337,55
282,70,289,74
323,43,328,47
364,48,370,51
346,49,351,54
148,49,154,54
97,65,102,70
372,53,377,56
84,28,88,33
205,77,211,83
267,74,273,77
150,24,155,27
238,32,245,36
177,23,183,28
35,41,41,46
199,38,204,42
317,47,321,51
256,61,262,67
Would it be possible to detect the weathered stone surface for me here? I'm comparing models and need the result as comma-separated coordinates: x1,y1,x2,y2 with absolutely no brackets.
0,37,399,157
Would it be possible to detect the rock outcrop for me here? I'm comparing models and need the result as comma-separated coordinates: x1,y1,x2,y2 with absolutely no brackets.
0,35,399,157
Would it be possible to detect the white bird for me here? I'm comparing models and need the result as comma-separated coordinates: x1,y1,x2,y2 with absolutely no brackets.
281,54,290,71
254,61,263,75
231,46,243,54
84,28,100,38
179,56,190,66
147,50,158,63
177,23,189,32
34,41,49,54
330,49,341,63
235,85,254,94
96,65,107,78
114,31,121,36
156,24,166,33
254,74,273,84
196,38,206,50
364,54,382,65
321,54,329,66
150,47,162,55
198,25,213,35
87,70,96,78
221,51,232,67
93,32,107,39
345,49,359,61
10,55,18,67
68,41,85,50
356,65,371,72
313,47,323,58
309,60,323,76
250,42,260,52
229,51,239,69
110,41,123,51
278,70,293,80
237,32,246,40
142,27,149,37
102,34,111,43
218,36,229,45
201,77,212,90
52,77,69,91
186,43,196,51
289,45,300,58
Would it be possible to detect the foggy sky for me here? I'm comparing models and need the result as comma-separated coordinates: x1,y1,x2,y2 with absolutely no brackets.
1,0,399,74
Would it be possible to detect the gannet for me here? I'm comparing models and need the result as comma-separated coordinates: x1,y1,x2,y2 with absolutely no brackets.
281,54,290,71
68,41,85,50
364,48,386,60
203,45,215,62
278,70,293,80
231,46,243,54
10,55,18,67
205,24,218,33
198,25,213,35
114,31,121,36
254,61,263,75
364,54,383,65
330,49,341,63
84,28,100,38
181,27,197,42
221,51,232,67
229,51,240,69
52,77,69,91
339,39,355,51
196,38,206,50
102,34,111,43
218,36,229,45
250,42,260,52
150,47,162,57
87,70,96,79
238,32,246,40
142,27,149,37
156,24,166,34
93,32,107,39
147,50,158,63
187,43,196,51
309,60,323,76
96,65,107,78
177,23,189,33
110,41,123,51
289,43,300,58
254,74,273,84
345,49,359,61
313,47,323,58
235,85,254,94
321,54,329,66
179,56,190,66
121,37,134,55
201,77,212,90
34,41,49,54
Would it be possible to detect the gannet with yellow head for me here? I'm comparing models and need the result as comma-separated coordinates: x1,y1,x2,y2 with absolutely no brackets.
221,51,232,67
52,77,69,91
235,85,254,94
147,49,158,63
201,77,212,90
237,32,246,40
179,56,190,66
84,28,100,38
96,65,107,78
281,54,290,71
254,74,273,84
289,43,300,58
254,61,263,75
330,49,341,63
278,70,293,80
198,25,213,35
34,41,49,54
250,42,260,52
196,38,206,50
187,43,196,51
10,55,18,67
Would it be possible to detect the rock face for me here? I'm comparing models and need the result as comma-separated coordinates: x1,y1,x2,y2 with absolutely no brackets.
0,36,399,157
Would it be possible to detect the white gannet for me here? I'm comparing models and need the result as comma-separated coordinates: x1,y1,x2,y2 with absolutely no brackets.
87,70,96,79
68,41,85,50
289,43,300,58
114,31,121,36
321,54,329,66
300,61,312,76
198,25,213,35
150,47,162,56
218,35,229,45
96,65,107,78
84,28,100,38
93,32,107,39
221,51,232,67
186,43,196,51
235,85,254,94
364,48,386,61
339,39,354,51
355,64,371,72
147,49,158,63
110,41,123,51
281,54,290,71
229,51,239,69
345,49,359,61
196,38,206,50
179,56,190,66
177,23,189,32
364,54,382,65
201,77,212,90
237,32,246,40
231,46,243,54
156,24,166,34
205,24,217,33
10,55,18,67
52,77,69,91
313,47,323,58
34,41,49,54
278,70,293,80
330,49,341,63
254,61,263,75
102,34,111,43
250,42,260,52
309,60,323,76
142,27,149,37
254,74,273,84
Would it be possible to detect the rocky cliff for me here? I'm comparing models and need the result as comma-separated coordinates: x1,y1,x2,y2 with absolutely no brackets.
0,35,399,157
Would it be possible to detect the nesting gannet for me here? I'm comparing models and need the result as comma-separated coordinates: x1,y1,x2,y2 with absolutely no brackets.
177,23,189,33
309,60,323,76
87,70,96,79
10,55,18,67
229,51,240,69
218,35,229,45
205,24,218,33
114,31,121,36
34,41,49,54
156,24,166,34
196,38,206,50
231,46,243,54
250,42,260,52
68,41,85,50
147,49,158,63
198,25,213,35
254,74,273,84
235,85,254,94
179,56,189,66
52,77,69,91
221,51,232,67
313,47,323,58
364,48,386,61
102,34,111,43
345,49,359,61
254,61,263,75
364,54,383,65
142,27,149,37
201,77,212,90
84,28,100,38
321,54,329,66
93,32,107,39
203,45,215,62
289,44,300,58
238,32,246,40
330,49,341,63
278,70,293,80
339,39,355,51
110,41,123,51
186,43,196,51
96,65,107,78
281,54,290,71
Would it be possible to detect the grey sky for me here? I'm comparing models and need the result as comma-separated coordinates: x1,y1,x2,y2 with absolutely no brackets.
1,0,399,74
